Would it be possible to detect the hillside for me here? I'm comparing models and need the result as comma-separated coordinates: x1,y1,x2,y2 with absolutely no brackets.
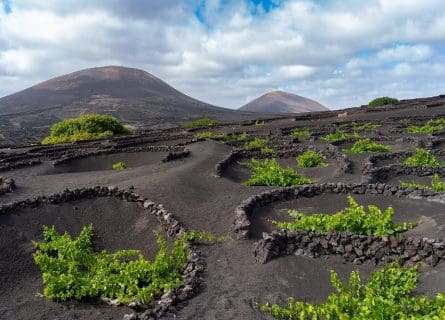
0,66,257,144
239,91,328,114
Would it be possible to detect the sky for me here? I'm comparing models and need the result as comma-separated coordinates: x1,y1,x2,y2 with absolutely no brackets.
0,0,444,110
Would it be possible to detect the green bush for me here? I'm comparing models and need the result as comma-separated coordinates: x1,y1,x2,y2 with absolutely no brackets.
42,114,131,145
112,161,126,170
296,150,327,168
261,262,445,319
344,138,392,154
272,195,415,236
289,129,311,138
403,148,443,167
33,225,202,304
260,147,275,156
407,119,445,134
242,158,311,187
368,96,399,107
244,137,269,150
181,117,217,129
320,130,360,143
400,174,445,192
352,122,381,131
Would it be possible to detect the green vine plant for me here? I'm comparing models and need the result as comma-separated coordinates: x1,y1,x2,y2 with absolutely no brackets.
344,138,392,154
272,195,416,236
33,225,216,305
112,161,126,170
181,116,217,129
241,158,311,187
296,150,327,168
289,128,311,138
261,262,445,319
320,130,360,143
403,148,445,167
400,174,445,192
351,122,381,132
407,118,445,134
196,131,248,142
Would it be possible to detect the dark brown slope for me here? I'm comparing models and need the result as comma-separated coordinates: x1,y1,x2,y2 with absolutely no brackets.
0,66,256,144
239,90,328,114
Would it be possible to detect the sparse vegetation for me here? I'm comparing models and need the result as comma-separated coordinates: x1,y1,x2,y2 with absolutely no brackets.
289,128,311,138
320,130,360,143
368,96,399,107
242,158,311,187
197,131,248,142
352,122,381,131
400,174,445,192
244,137,269,150
272,195,415,236
112,161,126,170
255,120,265,126
403,148,444,167
42,114,131,145
344,138,392,154
296,150,327,168
407,119,445,134
181,116,218,129
261,262,445,319
260,146,275,156
33,225,214,304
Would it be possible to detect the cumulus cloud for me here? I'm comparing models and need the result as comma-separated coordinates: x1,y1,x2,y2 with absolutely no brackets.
0,0,445,109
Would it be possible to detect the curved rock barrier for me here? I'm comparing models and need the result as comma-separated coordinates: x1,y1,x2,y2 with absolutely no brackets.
0,159,41,172
253,230,445,267
0,186,205,320
162,149,190,163
233,183,445,240
0,176,15,194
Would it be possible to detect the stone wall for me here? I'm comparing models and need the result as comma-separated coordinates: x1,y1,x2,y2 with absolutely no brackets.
0,176,15,194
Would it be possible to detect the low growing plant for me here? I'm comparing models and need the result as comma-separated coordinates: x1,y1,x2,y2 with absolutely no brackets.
261,262,445,319
112,161,126,170
255,120,265,126
403,148,444,167
242,158,311,187
352,122,381,131
289,128,311,138
181,117,217,129
344,138,392,154
197,131,248,142
260,146,275,156
296,150,327,168
272,195,415,236
368,96,399,107
407,118,445,134
400,174,445,192
320,130,360,143
245,137,269,150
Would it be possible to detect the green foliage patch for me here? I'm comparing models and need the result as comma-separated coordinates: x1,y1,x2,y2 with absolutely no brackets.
407,119,445,134
289,128,311,138
245,137,269,149
368,96,399,107
296,150,327,168
196,131,248,142
400,174,445,192
112,161,126,170
403,148,444,167
272,195,415,236
320,130,360,143
42,114,131,145
242,158,311,187
181,117,217,129
344,138,392,154
261,262,445,319
351,122,381,132
33,225,214,305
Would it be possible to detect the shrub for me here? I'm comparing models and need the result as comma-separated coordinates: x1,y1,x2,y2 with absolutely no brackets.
242,158,311,187
344,138,392,154
181,117,217,129
407,119,445,134
320,130,360,143
245,137,269,150
272,195,415,236
261,262,445,319
289,128,311,138
352,122,381,131
42,114,131,145
112,161,126,170
368,96,399,107
260,147,275,156
296,150,327,168
400,174,445,192
403,148,443,167
33,225,209,304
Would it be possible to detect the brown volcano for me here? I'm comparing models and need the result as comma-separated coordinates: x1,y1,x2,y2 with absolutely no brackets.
239,91,328,114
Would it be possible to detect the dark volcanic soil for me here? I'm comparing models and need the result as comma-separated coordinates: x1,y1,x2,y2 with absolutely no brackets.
1,96,445,319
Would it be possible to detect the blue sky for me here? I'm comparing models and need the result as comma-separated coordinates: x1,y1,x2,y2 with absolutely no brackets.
0,0,445,109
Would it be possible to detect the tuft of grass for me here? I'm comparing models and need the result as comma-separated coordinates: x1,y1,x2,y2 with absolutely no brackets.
352,122,381,132
181,117,217,129
403,148,444,167
242,158,311,187
400,174,445,192
407,119,445,134
344,138,392,154
368,96,399,107
320,130,360,143
261,262,445,319
272,195,415,236
296,150,327,168
112,161,126,170
289,128,311,138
